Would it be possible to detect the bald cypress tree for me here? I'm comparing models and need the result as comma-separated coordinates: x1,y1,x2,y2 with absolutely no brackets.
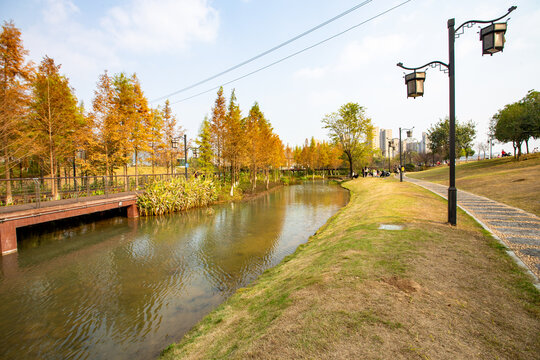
210,87,227,178
0,21,32,204
30,56,81,199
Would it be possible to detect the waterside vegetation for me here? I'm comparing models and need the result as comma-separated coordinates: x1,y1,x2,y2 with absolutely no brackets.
136,177,218,216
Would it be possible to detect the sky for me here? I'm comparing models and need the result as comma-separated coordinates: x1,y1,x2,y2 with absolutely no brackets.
2,0,539,154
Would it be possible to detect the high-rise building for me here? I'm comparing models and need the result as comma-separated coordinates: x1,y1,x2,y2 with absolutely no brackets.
371,126,380,150
420,132,431,153
379,129,393,157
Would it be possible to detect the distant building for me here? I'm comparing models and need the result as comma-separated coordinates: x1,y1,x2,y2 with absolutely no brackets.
391,138,400,158
420,132,431,154
371,126,380,151
380,129,393,157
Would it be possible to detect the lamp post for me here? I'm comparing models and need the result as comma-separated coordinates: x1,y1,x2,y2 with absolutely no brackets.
171,135,191,179
397,6,516,226
399,127,413,182
388,140,394,173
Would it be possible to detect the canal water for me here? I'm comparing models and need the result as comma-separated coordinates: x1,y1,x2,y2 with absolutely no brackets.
0,181,348,359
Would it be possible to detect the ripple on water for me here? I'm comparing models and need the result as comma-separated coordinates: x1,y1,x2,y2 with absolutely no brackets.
0,181,348,360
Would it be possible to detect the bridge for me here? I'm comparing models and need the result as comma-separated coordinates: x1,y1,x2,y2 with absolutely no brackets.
0,193,139,256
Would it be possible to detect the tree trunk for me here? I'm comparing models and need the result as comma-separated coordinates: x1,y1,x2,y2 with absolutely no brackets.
151,144,155,175
252,166,257,192
4,147,12,205
346,151,353,178
105,144,109,179
525,139,529,154
230,161,234,196
123,165,128,191
135,149,139,188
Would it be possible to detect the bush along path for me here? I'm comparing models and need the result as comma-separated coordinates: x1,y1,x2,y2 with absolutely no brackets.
160,178,539,360
405,175,540,286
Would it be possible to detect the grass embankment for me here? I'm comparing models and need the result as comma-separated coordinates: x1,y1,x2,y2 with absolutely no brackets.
161,178,540,359
408,153,540,216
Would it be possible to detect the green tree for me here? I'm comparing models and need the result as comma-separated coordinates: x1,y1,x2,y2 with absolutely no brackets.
491,103,528,158
427,118,476,160
322,102,374,177
196,116,215,175
519,90,540,153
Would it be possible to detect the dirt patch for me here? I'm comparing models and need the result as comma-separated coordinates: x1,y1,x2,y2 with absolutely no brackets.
382,276,421,293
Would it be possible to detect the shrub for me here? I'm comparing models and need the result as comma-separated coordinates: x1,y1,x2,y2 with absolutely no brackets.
136,177,218,216
404,163,416,172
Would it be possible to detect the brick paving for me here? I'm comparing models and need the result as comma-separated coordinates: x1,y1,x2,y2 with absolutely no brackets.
404,176,540,285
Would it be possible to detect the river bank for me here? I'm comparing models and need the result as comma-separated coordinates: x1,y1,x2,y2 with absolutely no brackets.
161,177,540,359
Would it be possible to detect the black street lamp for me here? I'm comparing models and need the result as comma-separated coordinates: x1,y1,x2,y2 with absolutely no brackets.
397,6,516,226
399,127,413,182
172,135,197,179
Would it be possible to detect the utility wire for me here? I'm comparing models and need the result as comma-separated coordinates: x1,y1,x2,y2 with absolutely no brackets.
151,0,374,103
170,0,412,105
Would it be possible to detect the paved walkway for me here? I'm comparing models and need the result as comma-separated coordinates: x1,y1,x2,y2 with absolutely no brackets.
404,176,540,285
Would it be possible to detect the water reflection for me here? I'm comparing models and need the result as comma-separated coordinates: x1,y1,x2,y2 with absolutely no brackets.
0,181,348,360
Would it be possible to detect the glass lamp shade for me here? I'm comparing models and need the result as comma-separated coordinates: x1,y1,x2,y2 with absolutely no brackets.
480,23,507,55
171,139,179,149
406,130,413,138
404,72,426,98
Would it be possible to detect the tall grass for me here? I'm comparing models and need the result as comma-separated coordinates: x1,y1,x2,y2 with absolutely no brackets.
137,177,218,216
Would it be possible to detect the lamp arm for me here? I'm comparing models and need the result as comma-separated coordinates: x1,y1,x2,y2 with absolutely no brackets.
400,126,414,132
396,61,448,71
455,6,517,33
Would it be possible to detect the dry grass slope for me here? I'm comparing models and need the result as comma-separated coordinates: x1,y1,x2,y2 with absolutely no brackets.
161,178,540,360
408,153,540,216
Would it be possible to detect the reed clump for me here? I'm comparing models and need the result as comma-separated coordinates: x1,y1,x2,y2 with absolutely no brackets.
137,177,218,216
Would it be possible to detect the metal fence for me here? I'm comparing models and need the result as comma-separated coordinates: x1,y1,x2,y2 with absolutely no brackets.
0,173,185,208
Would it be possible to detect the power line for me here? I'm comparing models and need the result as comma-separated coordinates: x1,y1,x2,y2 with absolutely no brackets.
151,0,374,103
170,0,413,105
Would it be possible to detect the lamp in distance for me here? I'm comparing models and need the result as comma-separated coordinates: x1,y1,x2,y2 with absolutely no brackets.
406,130,413,138
480,23,507,55
171,139,179,149
404,71,426,98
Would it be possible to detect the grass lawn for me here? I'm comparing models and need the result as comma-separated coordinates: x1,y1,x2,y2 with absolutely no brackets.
160,177,540,359
408,153,540,216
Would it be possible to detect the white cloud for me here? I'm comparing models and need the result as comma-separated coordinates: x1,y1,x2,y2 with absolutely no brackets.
100,0,219,52
42,0,79,24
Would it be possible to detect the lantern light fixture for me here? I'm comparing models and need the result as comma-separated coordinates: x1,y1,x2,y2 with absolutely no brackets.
480,22,507,55
404,71,426,98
